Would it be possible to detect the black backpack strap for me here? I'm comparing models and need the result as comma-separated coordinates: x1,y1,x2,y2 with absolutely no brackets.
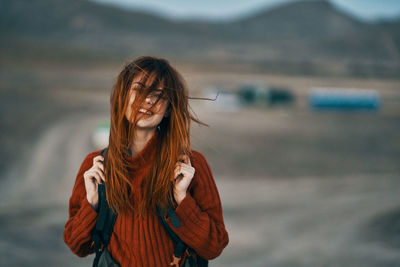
156,204,208,267
92,148,118,267
97,183,118,245
167,205,182,228
156,206,187,258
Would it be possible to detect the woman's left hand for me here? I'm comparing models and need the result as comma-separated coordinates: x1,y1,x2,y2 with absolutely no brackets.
173,154,195,205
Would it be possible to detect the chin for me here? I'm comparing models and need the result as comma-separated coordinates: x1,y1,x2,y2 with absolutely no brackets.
135,123,157,130
136,117,163,130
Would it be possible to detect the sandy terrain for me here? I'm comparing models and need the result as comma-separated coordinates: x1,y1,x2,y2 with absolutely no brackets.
1,67,399,266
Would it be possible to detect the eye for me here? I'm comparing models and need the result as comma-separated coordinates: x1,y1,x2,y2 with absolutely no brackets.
153,93,163,99
147,93,164,103
150,89,165,99
133,86,144,93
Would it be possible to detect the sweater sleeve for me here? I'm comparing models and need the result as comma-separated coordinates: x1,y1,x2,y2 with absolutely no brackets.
166,150,229,260
63,150,101,257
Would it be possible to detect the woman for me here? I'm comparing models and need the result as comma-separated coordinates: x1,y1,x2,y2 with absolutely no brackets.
63,56,229,266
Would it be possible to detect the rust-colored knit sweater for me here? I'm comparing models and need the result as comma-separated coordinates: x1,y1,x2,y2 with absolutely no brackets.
63,134,229,266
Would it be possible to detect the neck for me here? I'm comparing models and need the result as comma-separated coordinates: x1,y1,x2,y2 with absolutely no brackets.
130,128,156,156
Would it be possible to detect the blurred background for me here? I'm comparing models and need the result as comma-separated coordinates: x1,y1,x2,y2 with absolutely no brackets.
1,0,400,266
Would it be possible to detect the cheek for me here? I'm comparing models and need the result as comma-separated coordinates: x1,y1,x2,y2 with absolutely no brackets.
125,91,136,118
154,101,168,115
129,90,136,105
160,104,168,116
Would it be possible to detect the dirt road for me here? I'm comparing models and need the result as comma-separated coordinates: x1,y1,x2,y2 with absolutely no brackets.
0,99,399,266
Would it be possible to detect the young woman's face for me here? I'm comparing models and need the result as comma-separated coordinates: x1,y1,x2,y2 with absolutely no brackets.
124,74,169,130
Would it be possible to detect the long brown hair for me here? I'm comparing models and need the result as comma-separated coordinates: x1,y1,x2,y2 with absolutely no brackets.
104,56,204,216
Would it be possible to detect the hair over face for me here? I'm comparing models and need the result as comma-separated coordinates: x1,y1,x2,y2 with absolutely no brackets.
104,56,203,216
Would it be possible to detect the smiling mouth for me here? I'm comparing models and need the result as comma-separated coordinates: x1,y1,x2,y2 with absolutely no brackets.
139,108,153,115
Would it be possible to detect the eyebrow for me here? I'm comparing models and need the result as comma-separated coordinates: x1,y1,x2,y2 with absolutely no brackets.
132,82,164,91
132,82,145,86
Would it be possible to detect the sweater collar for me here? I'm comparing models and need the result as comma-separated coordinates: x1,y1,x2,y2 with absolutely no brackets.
126,132,158,167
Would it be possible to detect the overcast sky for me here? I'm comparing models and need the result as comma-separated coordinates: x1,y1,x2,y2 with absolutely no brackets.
92,0,400,22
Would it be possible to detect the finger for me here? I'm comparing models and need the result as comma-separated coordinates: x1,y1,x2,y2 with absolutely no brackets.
174,164,181,175
172,174,183,182
84,169,96,181
94,169,106,182
175,162,194,175
93,155,104,164
174,174,184,183
175,161,190,170
86,170,99,184
174,165,183,180
178,168,194,180
180,164,195,175
90,170,103,184
94,161,104,172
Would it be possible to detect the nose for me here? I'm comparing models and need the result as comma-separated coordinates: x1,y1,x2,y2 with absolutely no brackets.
145,95,154,105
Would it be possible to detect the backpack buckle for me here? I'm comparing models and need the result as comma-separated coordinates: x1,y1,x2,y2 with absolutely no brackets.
170,255,181,267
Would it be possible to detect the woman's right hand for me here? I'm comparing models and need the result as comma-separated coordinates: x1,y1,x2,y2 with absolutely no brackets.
83,155,106,211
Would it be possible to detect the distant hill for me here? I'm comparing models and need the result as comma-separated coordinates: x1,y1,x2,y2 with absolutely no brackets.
378,18,400,47
230,1,381,56
1,0,399,78
0,0,180,36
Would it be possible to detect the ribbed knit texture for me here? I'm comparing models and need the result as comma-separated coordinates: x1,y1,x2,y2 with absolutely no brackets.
63,134,229,267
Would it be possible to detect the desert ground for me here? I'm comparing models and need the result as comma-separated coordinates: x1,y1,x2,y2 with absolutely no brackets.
0,64,400,266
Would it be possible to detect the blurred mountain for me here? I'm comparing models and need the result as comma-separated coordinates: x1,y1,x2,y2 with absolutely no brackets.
378,18,400,48
1,0,399,78
230,1,390,57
